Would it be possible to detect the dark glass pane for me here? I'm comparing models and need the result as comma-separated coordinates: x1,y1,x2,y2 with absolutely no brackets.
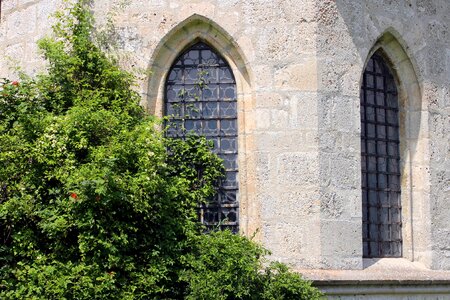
203,102,219,118
165,42,239,232
203,206,219,224
387,110,398,125
370,242,379,257
377,141,387,155
376,77,384,90
378,174,387,189
368,174,377,188
203,120,218,135
220,119,237,136
387,142,399,157
367,123,376,138
380,208,389,223
219,84,236,100
366,106,376,121
386,93,398,108
224,171,238,188
168,68,183,82
380,192,389,207
378,125,386,138
183,49,200,65
377,157,387,172
366,90,375,105
219,67,234,83
220,137,237,153
368,156,377,172
221,208,237,222
219,102,237,118
184,119,201,131
392,225,402,239
391,211,401,225
388,126,399,139
368,191,377,206
203,85,219,101
201,49,217,64
367,140,376,155
390,192,400,207
203,67,218,83
220,153,238,171
376,92,384,106
361,52,402,257
374,60,383,74
222,190,237,203
376,108,386,122
380,224,390,240
366,74,375,89
388,159,399,173
380,242,391,256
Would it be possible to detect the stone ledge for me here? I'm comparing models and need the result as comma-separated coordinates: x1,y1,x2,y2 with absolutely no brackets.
313,283,450,299
298,259,450,299
312,279,450,286
297,258,450,282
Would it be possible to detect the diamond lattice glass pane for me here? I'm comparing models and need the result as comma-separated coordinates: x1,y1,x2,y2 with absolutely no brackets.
203,102,219,118
220,119,237,136
165,42,239,232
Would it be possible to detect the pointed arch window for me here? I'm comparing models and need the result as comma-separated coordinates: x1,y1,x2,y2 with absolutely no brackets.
361,52,402,257
165,42,239,232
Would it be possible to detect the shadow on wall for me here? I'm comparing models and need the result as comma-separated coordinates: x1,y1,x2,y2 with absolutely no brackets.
322,0,432,267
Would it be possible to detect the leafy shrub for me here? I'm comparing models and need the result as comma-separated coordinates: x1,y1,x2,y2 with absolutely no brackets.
0,1,322,299
182,231,322,300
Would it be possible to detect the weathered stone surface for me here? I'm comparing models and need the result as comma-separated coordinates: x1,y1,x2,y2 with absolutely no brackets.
0,0,449,286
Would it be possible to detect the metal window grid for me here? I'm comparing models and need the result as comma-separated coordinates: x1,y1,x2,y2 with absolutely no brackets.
165,42,239,233
361,53,402,258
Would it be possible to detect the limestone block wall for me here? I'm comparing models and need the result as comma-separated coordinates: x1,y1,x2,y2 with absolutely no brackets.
0,0,63,76
0,0,449,272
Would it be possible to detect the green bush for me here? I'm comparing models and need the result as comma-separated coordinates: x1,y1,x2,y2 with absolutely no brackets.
182,231,322,300
0,1,322,299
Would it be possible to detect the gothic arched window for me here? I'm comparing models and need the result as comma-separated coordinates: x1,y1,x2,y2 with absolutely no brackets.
165,42,239,232
361,52,402,257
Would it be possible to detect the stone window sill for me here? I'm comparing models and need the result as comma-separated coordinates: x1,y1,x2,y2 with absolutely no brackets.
296,258,450,284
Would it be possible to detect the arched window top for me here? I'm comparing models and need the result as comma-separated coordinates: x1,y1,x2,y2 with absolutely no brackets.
361,51,402,258
165,42,235,92
169,42,229,68
165,42,239,233
363,52,398,95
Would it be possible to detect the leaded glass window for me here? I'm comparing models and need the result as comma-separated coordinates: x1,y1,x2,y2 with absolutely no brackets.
165,42,239,233
361,52,402,257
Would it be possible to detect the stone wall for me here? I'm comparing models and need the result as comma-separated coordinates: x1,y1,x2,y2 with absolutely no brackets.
1,0,449,276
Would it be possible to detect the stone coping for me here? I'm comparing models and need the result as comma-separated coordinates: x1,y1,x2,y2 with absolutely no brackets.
296,258,450,284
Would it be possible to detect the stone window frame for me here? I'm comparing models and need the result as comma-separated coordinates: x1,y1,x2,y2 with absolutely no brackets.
164,41,240,232
145,14,260,239
361,31,431,267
